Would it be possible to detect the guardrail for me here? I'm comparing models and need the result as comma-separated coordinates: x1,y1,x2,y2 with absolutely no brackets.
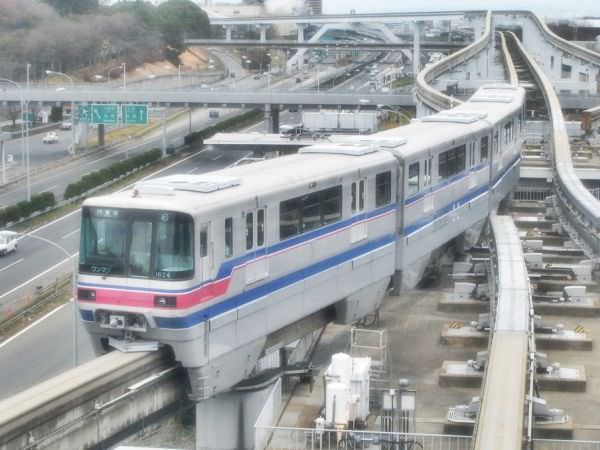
507,32,600,257
498,32,519,86
473,215,532,449
526,12,600,66
415,11,491,111
253,426,471,450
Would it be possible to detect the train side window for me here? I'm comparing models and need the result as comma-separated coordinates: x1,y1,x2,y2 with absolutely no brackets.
225,217,233,258
301,192,321,232
493,130,499,154
481,136,489,162
359,180,365,211
423,157,432,186
279,186,342,240
438,145,465,180
375,171,391,206
246,212,254,250
199,225,208,257
257,209,265,246
408,162,419,196
351,182,357,214
280,198,300,239
468,142,476,167
322,186,342,224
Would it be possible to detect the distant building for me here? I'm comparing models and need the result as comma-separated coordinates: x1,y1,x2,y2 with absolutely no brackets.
305,0,322,15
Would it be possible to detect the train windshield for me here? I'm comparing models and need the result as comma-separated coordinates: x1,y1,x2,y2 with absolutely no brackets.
79,207,194,280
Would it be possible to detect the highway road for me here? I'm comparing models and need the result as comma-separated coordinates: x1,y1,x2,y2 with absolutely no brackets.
0,51,365,400
0,145,250,400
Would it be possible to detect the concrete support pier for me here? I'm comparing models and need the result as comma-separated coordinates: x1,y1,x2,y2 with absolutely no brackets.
195,381,278,450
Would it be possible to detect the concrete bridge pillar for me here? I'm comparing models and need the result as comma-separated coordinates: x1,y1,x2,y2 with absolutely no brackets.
224,25,233,42
297,23,308,43
195,382,276,450
258,24,269,42
263,104,279,133
413,21,423,77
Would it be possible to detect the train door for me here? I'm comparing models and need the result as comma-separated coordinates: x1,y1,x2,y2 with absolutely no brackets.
468,141,477,189
423,157,434,213
244,207,268,284
198,222,211,281
350,178,367,243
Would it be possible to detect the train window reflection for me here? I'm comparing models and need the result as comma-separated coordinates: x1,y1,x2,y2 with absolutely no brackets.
375,171,391,206
408,163,419,196
79,208,193,280
225,217,233,258
279,185,342,240
130,221,152,277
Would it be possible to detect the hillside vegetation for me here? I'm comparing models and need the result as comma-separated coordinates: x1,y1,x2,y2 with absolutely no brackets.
0,0,210,81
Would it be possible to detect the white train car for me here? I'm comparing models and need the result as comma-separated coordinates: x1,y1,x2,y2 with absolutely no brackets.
77,85,525,399
373,84,525,287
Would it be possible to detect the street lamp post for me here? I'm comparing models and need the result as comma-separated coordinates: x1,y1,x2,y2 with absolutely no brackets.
0,77,29,201
18,232,79,367
45,70,76,156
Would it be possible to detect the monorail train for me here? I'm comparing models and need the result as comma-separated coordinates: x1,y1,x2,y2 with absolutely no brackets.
77,84,525,399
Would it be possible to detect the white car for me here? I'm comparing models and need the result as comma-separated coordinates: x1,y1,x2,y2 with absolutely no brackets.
0,230,18,256
60,121,72,130
42,132,59,144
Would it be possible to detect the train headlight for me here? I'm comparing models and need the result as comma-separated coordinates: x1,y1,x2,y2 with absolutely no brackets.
154,295,177,308
78,288,96,301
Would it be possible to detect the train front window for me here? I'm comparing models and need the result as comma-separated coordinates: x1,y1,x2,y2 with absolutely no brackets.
155,213,194,280
80,208,128,275
80,207,194,280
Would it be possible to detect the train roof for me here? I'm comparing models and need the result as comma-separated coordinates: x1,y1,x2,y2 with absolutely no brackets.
371,84,526,158
83,145,397,214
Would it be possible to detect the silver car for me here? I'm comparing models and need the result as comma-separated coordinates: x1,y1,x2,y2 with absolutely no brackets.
0,230,18,256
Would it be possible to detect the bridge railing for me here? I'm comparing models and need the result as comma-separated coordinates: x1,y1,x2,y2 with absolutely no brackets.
526,12,600,66
415,11,491,111
253,426,472,450
508,31,600,256
498,32,519,86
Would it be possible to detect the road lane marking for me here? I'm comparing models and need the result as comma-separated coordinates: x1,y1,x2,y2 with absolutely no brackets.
0,258,24,274
39,185,58,193
0,256,72,301
62,228,80,240
0,301,70,350
186,167,199,174
211,155,222,161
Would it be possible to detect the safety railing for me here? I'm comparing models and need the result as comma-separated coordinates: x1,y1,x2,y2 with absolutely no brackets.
507,31,600,257
415,11,491,111
533,439,600,450
498,32,519,87
254,426,472,450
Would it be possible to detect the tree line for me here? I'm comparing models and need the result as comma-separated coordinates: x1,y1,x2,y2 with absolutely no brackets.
0,0,211,82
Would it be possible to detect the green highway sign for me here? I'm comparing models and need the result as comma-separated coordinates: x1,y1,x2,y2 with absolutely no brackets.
122,104,148,125
78,105,92,123
92,104,119,124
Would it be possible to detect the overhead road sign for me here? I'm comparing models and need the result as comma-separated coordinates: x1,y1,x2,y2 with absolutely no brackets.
78,105,92,123
122,104,148,125
78,104,119,124
92,104,119,124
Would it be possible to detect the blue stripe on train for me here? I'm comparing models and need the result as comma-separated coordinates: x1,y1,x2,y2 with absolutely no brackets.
153,233,395,329
78,202,396,295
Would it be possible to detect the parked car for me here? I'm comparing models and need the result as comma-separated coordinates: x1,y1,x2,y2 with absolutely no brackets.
60,121,72,130
0,230,18,256
42,132,59,144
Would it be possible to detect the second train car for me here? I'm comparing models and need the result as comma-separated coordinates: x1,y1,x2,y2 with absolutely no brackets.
77,84,525,398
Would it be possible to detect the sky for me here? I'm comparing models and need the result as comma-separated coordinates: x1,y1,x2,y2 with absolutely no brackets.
320,0,599,18
230,0,600,19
